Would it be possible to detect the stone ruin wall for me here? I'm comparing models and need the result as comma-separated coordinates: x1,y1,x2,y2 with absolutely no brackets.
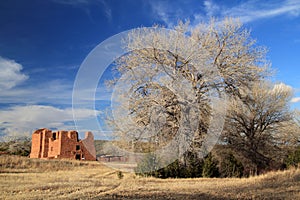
30,128,96,161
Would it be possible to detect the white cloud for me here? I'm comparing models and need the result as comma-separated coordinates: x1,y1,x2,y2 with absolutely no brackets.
149,1,175,27
0,79,74,104
52,0,112,23
148,1,195,27
0,57,112,106
204,0,220,17
0,56,28,91
208,0,300,23
100,0,112,22
0,105,100,140
149,0,300,27
291,97,300,103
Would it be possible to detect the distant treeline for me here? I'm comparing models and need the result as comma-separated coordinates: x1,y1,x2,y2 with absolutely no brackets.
0,137,31,156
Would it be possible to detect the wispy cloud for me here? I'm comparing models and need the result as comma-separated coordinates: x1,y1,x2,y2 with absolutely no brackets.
0,79,73,105
0,105,100,140
52,0,113,22
0,76,112,106
0,52,112,105
149,0,300,27
203,0,220,17
220,0,300,23
148,1,195,27
99,0,112,22
291,97,300,103
149,1,175,27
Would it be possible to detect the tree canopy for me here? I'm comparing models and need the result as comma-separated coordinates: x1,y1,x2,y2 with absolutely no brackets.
105,18,298,175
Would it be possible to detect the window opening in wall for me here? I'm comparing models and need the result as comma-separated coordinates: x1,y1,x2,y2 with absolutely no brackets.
75,154,81,160
53,132,56,140
76,145,80,150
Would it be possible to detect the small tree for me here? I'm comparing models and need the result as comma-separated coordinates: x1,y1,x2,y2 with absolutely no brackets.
223,82,293,172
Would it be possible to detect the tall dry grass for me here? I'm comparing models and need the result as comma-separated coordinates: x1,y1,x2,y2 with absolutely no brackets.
0,155,96,173
0,155,299,199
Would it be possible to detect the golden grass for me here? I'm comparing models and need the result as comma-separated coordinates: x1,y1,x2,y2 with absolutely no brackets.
0,155,94,173
0,155,299,200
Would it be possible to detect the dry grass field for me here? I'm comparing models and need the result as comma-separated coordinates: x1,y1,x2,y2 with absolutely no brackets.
0,155,299,200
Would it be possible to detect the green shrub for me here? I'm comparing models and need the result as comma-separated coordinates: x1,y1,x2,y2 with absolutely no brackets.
154,160,179,178
180,151,203,178
202,153,219,178
117,171,124,179
0,137,31,156
135,150,205,178
285,147,300,168
219,153,244,177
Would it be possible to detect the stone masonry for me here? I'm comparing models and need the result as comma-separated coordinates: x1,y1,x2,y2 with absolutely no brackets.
30,128,96,161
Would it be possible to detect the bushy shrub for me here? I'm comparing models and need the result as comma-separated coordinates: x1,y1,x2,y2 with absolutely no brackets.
0,137,31,156
117,171,124,179
218,153,244,178
156,160,181,178
135,151,204,178
180,151,203,178
285,147,300,168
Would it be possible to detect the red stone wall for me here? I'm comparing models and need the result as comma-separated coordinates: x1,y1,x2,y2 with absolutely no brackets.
47,132,61,158
81,132,96,160
40,130,51,158
30,129,43,158
79,140,95,160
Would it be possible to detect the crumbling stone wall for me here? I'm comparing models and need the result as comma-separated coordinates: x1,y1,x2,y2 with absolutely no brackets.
30,128,96,161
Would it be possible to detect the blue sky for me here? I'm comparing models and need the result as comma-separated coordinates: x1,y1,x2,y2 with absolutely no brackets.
0,0,299,140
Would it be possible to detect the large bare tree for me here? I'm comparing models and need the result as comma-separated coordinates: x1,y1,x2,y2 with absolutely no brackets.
107,18,269,165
